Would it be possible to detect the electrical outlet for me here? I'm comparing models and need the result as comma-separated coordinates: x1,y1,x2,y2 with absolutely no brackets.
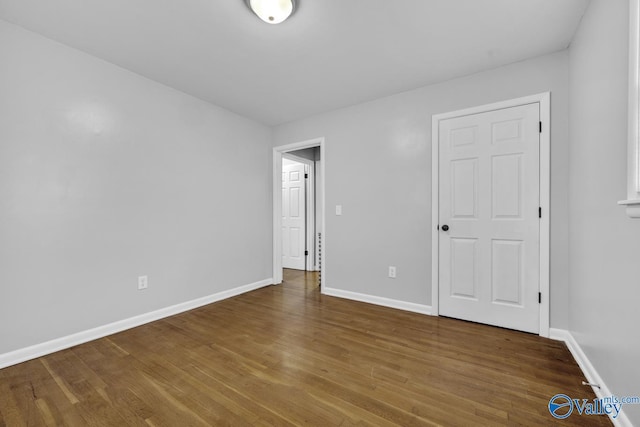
335,205,342,216
138,275,148,290
388,266,396,279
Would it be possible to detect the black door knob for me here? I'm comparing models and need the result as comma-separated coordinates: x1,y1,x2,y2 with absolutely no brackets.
441,224,449,231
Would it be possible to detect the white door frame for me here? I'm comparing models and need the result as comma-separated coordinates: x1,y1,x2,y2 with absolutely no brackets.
273,138,325,285
282,153,317,271
431,93,551,337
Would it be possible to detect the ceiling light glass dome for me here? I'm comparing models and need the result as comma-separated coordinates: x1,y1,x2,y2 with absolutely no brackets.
246,0,296,24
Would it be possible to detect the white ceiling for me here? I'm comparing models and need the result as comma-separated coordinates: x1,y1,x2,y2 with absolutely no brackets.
0,0,589,125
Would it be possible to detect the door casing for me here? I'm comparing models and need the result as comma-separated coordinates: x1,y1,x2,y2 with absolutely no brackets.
431,93,551,337
273,138,325,285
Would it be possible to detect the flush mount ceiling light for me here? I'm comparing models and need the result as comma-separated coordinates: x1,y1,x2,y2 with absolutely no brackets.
245,0,296,24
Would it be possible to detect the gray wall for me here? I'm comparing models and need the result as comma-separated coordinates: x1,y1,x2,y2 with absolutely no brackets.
274,51,571,328
569,0,640,423
0,20,273,354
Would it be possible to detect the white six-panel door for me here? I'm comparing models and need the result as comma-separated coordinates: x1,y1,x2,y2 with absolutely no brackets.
282,159,306,270
438,103,540,333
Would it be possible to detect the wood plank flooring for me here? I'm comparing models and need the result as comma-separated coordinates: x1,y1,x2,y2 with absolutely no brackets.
0,269,612,426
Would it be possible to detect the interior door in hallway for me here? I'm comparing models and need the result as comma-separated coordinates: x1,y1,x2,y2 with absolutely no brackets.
438,103,540,333
282,158,306,270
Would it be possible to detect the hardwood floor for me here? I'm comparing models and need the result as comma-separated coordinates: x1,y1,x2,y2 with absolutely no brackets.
0,269,611,426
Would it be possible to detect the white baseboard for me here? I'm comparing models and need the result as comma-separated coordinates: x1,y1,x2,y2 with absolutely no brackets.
322,287,432,315
549,328,633,427
0,278,273,370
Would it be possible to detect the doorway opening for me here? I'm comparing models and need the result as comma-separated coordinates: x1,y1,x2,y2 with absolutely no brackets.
273,138,325,287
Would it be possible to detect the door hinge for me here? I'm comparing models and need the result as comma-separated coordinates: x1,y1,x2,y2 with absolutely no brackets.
539,207,542,218
305,250,309,256
304,173,308,179
538,292,542,304
539,121,542,133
